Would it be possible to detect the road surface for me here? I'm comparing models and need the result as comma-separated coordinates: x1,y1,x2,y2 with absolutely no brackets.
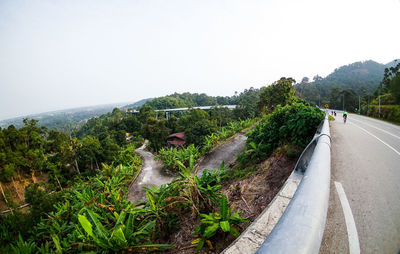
127,134,247,202
320,113,400,254
196,134,247,176
126,142,173,203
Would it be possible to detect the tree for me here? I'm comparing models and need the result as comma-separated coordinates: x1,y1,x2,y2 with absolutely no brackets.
138,105,156,123
179,109,216,147
100,136,120,163
141,118,171,151
382,61,400,104
258,77,296,112
232,87,260,119
209,106,233,128
78,136,102,171
313,75,323,82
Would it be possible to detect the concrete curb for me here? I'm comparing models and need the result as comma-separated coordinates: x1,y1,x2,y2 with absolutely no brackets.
221,170,303,253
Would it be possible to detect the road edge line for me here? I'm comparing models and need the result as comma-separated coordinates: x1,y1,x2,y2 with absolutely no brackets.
351,118,400,140
350,122,400,156
334,181,361,254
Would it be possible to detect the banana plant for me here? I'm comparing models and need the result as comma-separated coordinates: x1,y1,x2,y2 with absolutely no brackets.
192,195,248,251
10,235,37,254
77,207,172,251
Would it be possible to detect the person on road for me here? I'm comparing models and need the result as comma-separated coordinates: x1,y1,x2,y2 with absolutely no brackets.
343,111,348,123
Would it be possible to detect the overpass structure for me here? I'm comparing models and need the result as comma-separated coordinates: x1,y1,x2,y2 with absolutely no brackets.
126,105,238,119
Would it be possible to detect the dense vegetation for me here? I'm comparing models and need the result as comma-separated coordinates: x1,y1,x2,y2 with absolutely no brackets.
1,77,326,253
295,60,398,112
0,104,123,134
240,103,324,165
361,61,400,123
0,118,130,186
156,118,257,173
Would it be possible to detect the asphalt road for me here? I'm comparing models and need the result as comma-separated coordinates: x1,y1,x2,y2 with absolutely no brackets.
196,134,247,176
320,113,400,254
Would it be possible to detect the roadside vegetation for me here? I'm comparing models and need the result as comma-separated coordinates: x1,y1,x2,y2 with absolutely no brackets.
156,118,257,173
294,59,400,124
361,61,400,123
0,78,325,253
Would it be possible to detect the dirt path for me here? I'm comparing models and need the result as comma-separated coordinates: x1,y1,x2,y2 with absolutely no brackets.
197,134,247,176
126,142,174,203
127,134,248,203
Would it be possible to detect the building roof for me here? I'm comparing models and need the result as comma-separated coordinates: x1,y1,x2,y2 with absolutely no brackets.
167,132,185,140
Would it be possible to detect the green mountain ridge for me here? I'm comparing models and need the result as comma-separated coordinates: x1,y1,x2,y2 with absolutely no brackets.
295,59,398,107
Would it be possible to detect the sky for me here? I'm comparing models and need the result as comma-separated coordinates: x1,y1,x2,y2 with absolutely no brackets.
0,0,399,120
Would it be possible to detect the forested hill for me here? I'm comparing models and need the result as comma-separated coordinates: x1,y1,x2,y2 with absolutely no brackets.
295,59,398,108
0,104,121,133
140,92,233,110
315,60,389,93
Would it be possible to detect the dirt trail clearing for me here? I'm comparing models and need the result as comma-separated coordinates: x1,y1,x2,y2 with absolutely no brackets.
126,142,173,203
197,134,247,176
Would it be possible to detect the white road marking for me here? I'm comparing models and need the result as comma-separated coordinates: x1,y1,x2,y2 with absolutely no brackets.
351,118,400,140
350,122,400,157
334,181,361,254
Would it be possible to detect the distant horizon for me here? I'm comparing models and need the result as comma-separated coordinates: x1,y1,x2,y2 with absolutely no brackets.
1,57,397,121
1,0,398,121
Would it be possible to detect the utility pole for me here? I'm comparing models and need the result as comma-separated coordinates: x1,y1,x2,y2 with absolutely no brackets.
342,94,345,111
378,93,381,118
358,96,361,114
368,95,370,114
319,94,321,108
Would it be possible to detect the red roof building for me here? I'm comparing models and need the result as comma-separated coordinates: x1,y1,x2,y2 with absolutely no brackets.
166,132,186,147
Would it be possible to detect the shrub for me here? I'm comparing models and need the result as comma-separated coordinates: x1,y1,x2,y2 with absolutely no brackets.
241,102,324,164
362,105,400,124
192,195,247,251
156,144,200,172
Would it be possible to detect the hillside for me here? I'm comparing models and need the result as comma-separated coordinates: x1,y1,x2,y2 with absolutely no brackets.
319,60,386,93
121,98,153,109
295,59,398,109
0,99,151,133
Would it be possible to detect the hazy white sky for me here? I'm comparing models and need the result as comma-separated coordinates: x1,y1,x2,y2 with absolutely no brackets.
0,0,399,120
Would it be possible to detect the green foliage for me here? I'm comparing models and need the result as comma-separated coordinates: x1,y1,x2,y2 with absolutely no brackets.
258,77,296,112
25,183,64,223
193,195,247,251
362,105,400,124
0,121,46,181
196,163,226,207
201,118,257,155
141,117,170,152
241,102,324,164
329,88,359,112
379,61,400,104
0,105,119,134
113,143,142,168
1,150,149,253
209,106,234,127
10,235,36,254
156,144,200,172
179,109,217,147
231,87,261,120
295,60,399,108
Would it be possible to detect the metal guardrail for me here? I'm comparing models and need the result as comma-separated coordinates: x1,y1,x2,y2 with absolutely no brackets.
256,112,331,254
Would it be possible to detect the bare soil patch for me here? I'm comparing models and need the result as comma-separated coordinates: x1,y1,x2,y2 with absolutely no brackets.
0,171,48,211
